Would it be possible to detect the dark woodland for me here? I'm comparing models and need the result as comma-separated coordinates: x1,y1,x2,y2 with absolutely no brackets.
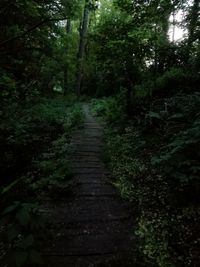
0,0,200,266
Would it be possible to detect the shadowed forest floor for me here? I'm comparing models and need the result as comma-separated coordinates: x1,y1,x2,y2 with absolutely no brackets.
39,103,141,267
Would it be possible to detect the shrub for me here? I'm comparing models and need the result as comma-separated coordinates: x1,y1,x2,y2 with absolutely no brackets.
151,117,200,184
0,97,83,187
0,201,44,266
91,96,125,125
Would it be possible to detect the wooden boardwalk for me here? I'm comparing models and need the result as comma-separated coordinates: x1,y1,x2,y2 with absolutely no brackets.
41,104,137,267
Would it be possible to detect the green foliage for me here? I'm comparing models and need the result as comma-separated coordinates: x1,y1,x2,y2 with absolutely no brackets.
1,202,44,266
102,114,173,266
0,73,17,99
99,88,200,267
27,99,83,196
104,125,147,202
0,96,83,266
156,68,186,92
152,67,200,96
29,134,74,196
0,0,83,103
1,0,200,266
91,96,125,124
136,212,172,267
0,96,83,187
148,93,200,185
152,117,200,183
134,66,200,100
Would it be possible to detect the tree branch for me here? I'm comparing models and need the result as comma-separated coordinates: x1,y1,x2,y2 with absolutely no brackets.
0,17,68,47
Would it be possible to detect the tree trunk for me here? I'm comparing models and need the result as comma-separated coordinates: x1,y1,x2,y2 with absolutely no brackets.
187,0,199,45
185,0,199,63
172,10,176,42
63,19,71,95
75,3,89,96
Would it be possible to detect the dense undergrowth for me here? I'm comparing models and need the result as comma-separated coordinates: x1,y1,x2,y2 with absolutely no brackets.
0,95,83,266
91,93,200,267
1,0,199,266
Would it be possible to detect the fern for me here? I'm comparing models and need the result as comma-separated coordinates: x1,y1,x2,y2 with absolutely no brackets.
151,118,200,183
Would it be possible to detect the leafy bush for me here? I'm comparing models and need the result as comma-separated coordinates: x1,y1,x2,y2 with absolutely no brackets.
0,96,83,266
101,91,200,267
0,96,83,187
0,73,17,100
104,126,147,202
136,211,172,267
155,68,186,95
134,67,199,100
29,134,74,196
0,202,44,266
149,93,200,185
151,118,200,184
91,96,125,125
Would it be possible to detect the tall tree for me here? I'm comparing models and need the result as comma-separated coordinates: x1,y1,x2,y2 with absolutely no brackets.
186,0,200,62
63,19,71,95
0,0,81,102
75,0,98,95
75,1,90,96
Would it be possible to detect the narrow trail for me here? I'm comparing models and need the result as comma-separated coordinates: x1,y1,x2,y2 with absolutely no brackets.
41,103,137,267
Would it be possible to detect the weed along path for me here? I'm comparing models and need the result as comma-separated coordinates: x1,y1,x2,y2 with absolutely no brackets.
41,103,138,267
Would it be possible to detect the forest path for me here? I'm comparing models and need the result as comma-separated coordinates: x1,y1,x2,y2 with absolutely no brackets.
41,103,137,267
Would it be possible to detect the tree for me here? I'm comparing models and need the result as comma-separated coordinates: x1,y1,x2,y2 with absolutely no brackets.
0,0,80,103
75,0,98,96
63,19,72,95
75,1,90,96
